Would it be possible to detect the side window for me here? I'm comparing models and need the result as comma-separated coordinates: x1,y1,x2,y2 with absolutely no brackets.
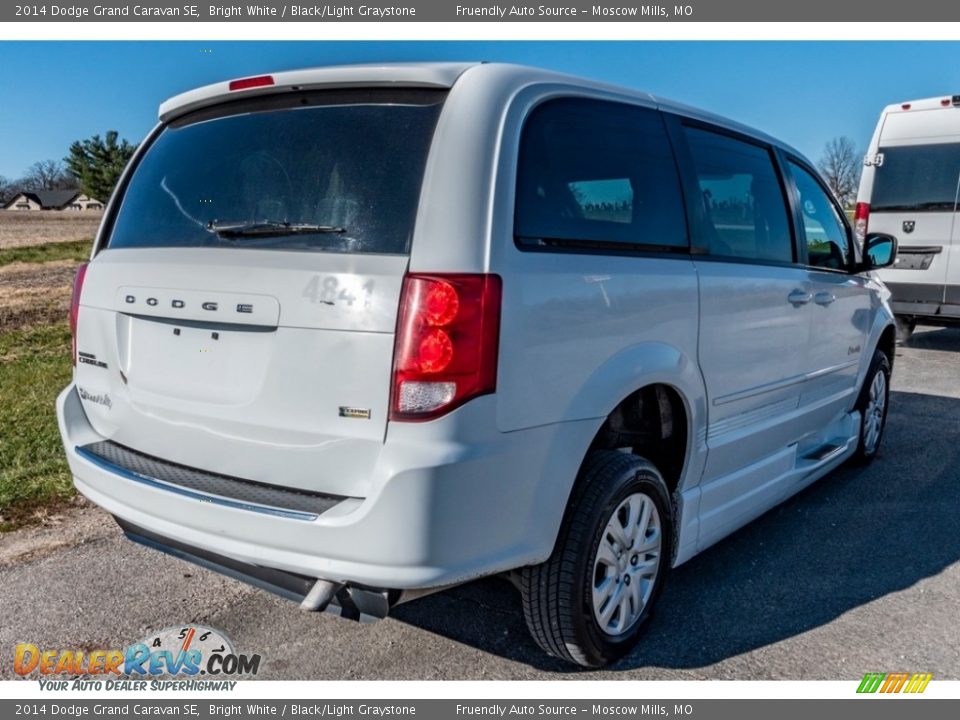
515,98,687,249
683,126,794,264
789,161,851,270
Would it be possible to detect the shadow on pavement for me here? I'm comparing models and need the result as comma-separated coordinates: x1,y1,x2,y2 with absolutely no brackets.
391,390,960,672
902,327,960,352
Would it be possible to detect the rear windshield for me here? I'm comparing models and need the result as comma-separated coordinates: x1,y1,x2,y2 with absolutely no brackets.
106,90,445,254
871,143,960,213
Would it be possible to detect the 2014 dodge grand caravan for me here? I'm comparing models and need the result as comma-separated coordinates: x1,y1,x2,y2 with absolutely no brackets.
58,63,899,667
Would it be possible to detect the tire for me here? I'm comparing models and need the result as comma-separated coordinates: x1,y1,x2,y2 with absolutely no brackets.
851,349,891,465
520,450,672,668
894,316,916,344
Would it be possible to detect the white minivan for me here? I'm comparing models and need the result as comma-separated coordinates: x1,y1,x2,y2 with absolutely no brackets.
856,94,960,340
58,63,898,667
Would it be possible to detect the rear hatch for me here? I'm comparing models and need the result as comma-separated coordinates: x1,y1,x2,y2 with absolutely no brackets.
871,142,960,304
73,88,445,498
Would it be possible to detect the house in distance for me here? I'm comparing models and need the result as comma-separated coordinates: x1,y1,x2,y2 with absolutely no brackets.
3,189,103,212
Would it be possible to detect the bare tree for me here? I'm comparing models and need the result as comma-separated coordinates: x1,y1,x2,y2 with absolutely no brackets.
20,159,76,191
818,136,861,208
0,175,15,204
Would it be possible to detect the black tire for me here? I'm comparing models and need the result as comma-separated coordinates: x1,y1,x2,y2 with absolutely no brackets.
894,316,916,344
851,349,891,465
520,450,672,668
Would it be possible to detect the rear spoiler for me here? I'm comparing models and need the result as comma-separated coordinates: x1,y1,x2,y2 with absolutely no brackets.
158,63,476,123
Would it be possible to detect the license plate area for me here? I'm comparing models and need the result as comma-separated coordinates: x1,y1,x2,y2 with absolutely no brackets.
117,314,274,405
890,244,942,272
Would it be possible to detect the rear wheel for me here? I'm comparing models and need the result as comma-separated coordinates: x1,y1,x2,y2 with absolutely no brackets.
520,451,671,667
851,349,891,465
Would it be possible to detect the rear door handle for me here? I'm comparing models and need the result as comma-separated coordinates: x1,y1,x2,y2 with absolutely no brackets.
814,291,836,306
788,289,812,306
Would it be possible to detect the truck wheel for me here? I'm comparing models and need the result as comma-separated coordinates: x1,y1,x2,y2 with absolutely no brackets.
894,316,915,344
520,450,671,667
851,349,891,465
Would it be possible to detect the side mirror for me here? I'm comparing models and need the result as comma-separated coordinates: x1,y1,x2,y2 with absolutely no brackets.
863,233,898,270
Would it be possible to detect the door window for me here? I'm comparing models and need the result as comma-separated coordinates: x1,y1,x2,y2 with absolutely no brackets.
789,161,851,271
683,127,794,264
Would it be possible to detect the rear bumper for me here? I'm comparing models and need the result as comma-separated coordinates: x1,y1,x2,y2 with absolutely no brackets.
58,383,589,590
887,282,960,322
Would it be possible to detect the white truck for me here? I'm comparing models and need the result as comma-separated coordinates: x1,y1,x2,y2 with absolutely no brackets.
856,94,960,341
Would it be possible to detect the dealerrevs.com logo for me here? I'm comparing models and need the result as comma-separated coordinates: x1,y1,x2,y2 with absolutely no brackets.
14,625,261,691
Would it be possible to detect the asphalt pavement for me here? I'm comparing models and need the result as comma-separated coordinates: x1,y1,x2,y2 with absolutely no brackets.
2,328,958,680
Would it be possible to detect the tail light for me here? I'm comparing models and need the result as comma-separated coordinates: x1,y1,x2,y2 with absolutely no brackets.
854,202,870,247
391,273,502,421
69,263,88,366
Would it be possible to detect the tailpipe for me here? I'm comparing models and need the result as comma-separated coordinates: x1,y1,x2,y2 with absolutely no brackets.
115,516,392,623
300,579,342,612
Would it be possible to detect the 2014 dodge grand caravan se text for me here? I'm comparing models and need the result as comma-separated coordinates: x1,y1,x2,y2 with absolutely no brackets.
57,63,899,667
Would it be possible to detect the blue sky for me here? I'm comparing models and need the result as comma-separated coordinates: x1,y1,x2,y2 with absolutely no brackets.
2,41,959,179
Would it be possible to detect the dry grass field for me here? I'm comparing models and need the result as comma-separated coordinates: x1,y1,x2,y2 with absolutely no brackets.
0,213,96,330
0,211,102,249
0,259,80,333
0,214,98,530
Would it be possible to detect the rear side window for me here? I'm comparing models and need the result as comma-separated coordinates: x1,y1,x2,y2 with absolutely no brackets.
107,90,445,255
515,98,687,250
871,144,960,212
683,126,793,264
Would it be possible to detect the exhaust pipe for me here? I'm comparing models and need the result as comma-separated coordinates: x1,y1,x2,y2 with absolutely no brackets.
115,517,391,622
299,579,342,612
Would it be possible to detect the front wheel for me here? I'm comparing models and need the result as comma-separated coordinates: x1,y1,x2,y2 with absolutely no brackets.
520,451,672,667
851,349,891,465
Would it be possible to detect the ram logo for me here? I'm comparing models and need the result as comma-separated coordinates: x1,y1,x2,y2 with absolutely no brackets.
903,220,916,234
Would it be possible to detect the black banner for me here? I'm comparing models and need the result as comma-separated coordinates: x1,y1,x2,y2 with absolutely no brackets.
3,0,958,23
1,700,958,720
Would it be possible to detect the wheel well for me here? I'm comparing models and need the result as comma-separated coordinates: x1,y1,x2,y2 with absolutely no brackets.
878,323,896,370
587,384,688,496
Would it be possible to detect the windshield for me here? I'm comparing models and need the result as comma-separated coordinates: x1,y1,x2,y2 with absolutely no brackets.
107,90,445,254
871,143,960,213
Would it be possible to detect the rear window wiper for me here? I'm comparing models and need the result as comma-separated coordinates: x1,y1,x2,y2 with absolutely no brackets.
206,220,346,238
